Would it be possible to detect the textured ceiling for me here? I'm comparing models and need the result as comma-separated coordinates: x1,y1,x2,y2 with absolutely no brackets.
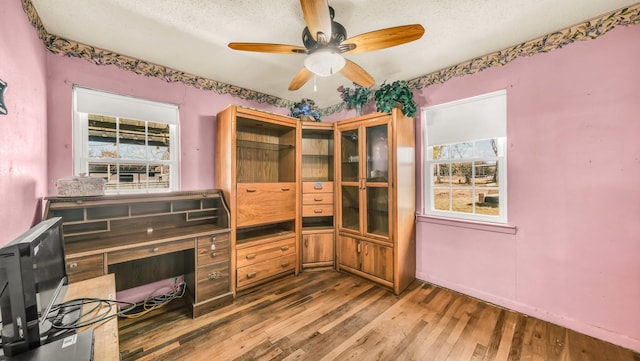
30,0,639,108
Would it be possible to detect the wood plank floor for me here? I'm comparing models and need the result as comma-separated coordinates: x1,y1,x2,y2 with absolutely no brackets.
118,271,639,361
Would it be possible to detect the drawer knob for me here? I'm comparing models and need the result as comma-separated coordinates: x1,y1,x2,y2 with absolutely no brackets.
246,253,256,259
314,197,323,201
68,262,78,269
246,188,256,193
281,262,289,268
152,247,160,253
208,272,221,280
313,185,323,190
211,251,217,257
246,272,257,279
280,246,289,251
281,187,290,191
314,209,323,214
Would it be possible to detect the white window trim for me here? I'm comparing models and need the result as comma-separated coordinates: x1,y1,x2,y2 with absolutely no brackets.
72,86,180,194
422,90,507,224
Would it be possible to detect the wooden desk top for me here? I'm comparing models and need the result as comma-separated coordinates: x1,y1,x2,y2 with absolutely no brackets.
64,273,119,361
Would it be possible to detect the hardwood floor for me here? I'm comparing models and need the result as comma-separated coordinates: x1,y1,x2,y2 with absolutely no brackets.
118,271,639,361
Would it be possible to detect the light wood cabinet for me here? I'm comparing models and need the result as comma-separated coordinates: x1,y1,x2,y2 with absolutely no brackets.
300,122,335,270
335,109,416,294
301,230,334,267
44,190,232,317
236,235,296,288
338,236,393,286
216,105,300,292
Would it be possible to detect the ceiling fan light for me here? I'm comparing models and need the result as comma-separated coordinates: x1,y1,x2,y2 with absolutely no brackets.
304,50,345,77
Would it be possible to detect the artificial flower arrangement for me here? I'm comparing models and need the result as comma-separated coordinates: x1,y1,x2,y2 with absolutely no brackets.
337,83,372,113
290,98,321,121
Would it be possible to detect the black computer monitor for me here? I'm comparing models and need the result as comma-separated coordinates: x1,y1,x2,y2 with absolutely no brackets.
0,217,68,357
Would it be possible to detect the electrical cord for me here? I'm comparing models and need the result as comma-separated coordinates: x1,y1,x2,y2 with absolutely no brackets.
119,281,186,319
39,281,186,332
48,297,137,330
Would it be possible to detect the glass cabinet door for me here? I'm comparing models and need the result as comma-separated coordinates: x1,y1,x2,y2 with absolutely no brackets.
364,123,390,238
366,186,389,237
366,124,388,183
340,129,359,182
341,185,360,232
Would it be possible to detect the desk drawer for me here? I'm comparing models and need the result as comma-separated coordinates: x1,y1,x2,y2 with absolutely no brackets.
66,254,104,283
236,183,296,227
302,192,334,205
236,254,296,289
108,238,194,265
302,204,334,217
302,181,333,194
196,261,231,302
236,237,295,268
197,233,230,266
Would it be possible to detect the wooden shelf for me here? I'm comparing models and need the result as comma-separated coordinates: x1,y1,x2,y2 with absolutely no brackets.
216,104,301,292
236,139,294,150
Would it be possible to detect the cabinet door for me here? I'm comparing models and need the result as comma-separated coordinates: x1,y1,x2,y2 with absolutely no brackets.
340,128,360,182
340,185,360,232
361,241,393,282
337,236,360,270
301,232,334,264
236,182,296,226
363,122,391,239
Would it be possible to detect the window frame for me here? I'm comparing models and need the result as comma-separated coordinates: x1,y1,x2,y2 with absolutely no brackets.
422,90,507,224
72,87,180,194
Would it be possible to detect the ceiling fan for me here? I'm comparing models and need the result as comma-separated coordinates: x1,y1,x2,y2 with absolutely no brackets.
228,0,425,91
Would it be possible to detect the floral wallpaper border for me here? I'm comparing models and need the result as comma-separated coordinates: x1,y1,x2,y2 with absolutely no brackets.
407,4,640,90
21,1,640,115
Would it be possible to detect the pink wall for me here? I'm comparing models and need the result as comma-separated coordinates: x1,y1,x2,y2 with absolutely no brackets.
414,25,640,351
46,55,288,196
3,2,638,351
0,1,49,244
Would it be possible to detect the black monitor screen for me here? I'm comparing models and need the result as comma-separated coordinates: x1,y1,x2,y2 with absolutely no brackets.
0,217,67,356
31,223,67,326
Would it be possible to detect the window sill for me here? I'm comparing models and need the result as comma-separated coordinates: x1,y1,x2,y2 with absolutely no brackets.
416,214,517,234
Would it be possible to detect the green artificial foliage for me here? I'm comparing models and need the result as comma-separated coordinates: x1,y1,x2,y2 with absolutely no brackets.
374,80,417,118
337,83,372,108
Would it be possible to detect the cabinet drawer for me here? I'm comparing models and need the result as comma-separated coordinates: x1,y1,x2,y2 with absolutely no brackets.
237,254,296,289
302,204,334,217
302,181,333,194
237,183,296,227
66,254,104,283
196,261,231,302
108,238,194,265
236,237,296,268
197,233,230,266
302,192,334,205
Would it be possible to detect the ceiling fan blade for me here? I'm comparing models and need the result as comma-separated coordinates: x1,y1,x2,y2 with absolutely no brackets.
288,68,314,90
300,0,332,44
228,42,306,54
340,59,375,88
342,24,425,54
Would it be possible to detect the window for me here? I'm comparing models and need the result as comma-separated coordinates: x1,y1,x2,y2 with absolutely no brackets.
73,87,179,194
423,90,507,223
